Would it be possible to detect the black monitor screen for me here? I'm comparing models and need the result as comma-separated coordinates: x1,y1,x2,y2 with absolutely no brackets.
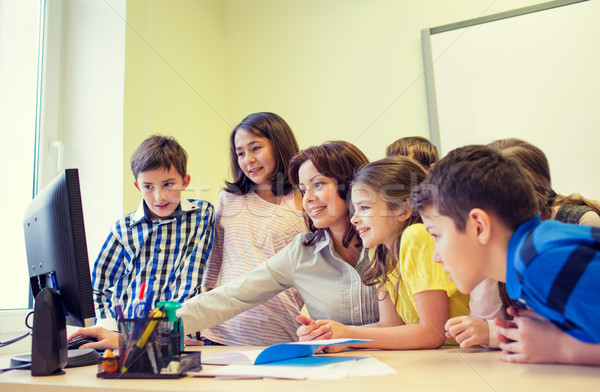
23,168,95,327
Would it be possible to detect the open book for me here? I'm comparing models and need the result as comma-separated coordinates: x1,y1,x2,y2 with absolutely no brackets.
202,338,372,365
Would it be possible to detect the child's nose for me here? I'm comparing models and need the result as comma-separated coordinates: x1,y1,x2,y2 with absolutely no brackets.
154,187,166,200
432,249,442,263
350,211,360,226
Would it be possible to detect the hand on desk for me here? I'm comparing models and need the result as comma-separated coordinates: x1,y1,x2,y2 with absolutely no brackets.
183,336,205,346
494,306,600,366
296,316,349,353
296,316,331,341
444,316,490,348
67,326,119,350
68,326,207,352
495,306,564,364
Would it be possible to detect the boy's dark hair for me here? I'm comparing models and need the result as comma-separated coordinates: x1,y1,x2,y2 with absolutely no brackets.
225,112,299,196
130,135,187,180
412,144,538,231
385,136,439,170
289,140,369,248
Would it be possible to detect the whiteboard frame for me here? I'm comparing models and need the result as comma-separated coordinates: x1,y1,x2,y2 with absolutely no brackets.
421,0,588,152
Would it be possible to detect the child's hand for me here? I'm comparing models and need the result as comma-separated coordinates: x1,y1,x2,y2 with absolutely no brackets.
495,310,562,364
494,306,538,345
497,307,600,366
506,305,542,320
313,320,350,353
184,336,205,346
296,315,332,342
67,326,119,350
444,316,490,348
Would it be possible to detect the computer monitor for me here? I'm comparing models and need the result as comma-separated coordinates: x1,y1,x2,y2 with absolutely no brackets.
15,168,100,375
23,168,95,328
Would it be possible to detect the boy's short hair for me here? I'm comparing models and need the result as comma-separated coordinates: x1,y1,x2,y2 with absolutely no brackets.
412,144,538,231
130,135,187,180
385,136,439,169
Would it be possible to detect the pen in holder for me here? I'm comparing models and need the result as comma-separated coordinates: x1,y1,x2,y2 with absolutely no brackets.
98,304,199,379
119,310,166,374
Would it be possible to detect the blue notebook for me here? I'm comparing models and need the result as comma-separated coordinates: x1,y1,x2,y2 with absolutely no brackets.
202,338,372,365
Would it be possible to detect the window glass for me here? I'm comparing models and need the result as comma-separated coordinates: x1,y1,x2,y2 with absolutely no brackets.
0,0,43,309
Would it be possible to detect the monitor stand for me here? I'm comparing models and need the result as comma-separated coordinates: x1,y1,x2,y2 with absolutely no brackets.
10,288,100,375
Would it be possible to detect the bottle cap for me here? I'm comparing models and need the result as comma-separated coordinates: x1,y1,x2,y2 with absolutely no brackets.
156,301,181,322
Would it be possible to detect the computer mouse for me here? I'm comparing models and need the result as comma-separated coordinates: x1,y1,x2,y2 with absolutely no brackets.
67,336,99,350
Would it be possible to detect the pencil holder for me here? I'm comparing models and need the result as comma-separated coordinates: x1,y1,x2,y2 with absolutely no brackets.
97,316,199,379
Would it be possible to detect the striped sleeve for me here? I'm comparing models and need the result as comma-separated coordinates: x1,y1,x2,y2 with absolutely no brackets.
202,191,225,289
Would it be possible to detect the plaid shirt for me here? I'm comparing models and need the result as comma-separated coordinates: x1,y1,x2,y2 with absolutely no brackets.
92,198,214,322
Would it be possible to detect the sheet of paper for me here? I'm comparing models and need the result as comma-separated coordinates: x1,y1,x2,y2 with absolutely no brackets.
195,364,331,380
200,349,263,365
193,357,360,380
308,357,396,380
189,356,396,380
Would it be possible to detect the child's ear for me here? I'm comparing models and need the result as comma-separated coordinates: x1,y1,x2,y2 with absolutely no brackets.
396,203,412,222
469,208,492,245
181,174,191,190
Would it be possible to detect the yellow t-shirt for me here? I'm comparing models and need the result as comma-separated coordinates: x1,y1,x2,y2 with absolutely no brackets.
381,223,470,345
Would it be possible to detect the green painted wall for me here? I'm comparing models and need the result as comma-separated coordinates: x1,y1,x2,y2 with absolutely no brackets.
123,0,543,209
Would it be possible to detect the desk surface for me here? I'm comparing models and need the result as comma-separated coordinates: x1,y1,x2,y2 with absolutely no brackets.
1,345,599,392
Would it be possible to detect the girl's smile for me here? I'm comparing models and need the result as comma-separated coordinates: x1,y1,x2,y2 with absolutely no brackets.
356,226,371,236
248,167,264,175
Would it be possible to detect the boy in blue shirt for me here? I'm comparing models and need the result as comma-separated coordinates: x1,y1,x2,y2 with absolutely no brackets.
413,144,600,366
92,135,214,330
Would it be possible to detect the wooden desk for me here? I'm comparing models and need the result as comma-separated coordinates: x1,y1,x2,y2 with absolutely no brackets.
1,346,599,392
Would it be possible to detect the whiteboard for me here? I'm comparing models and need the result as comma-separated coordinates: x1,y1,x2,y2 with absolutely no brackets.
422,0,600,200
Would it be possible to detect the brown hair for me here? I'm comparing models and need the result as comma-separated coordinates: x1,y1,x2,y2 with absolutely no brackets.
412,144,538,231
352,156,428,301
385,136,439,170
289,141,369,248
225,112,299,196
489,138,600,219
130,135,187,180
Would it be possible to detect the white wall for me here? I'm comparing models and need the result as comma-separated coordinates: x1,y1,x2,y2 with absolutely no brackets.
0,0,41,312
0,0,125,320
43,0,126,262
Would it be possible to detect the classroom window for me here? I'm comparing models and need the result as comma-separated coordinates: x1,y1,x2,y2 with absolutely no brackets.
0,0,44,310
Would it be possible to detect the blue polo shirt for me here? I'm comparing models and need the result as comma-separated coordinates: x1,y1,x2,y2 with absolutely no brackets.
506,216,600,343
